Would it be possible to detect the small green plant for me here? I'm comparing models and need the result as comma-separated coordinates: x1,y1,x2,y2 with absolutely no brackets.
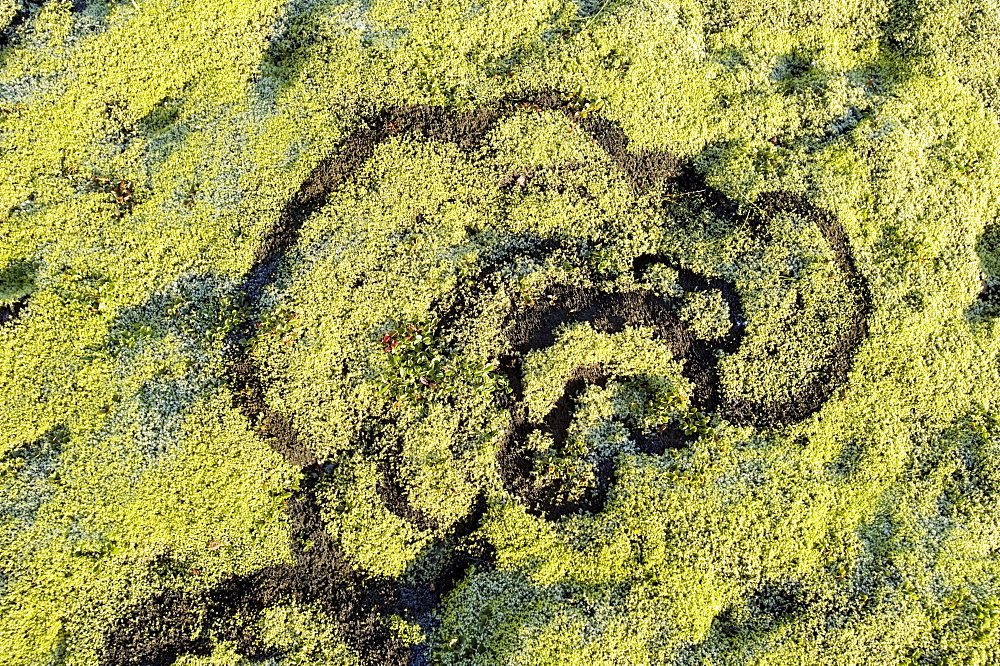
86,176,136,217
532,449,594,502
59,158,139,218
649,389,714,438
585,246,615,274
415,68,460,104
254,304,299,344
973,597,1000,641
562,84,606,119
57,267,110,313
380,319,507,404
0,260,37,306
110,321,156,349
201,294,250,342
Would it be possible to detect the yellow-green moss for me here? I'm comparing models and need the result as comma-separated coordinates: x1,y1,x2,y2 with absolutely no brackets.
1,0,1000,663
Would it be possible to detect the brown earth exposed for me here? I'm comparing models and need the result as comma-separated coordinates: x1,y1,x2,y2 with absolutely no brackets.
0,298,27,326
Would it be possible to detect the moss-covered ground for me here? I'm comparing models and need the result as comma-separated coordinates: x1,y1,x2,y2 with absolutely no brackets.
3,0,1000,664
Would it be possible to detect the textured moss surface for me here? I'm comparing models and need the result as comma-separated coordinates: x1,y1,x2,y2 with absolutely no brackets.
2,0,1000,664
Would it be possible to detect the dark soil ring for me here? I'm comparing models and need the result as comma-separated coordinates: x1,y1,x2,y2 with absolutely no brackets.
494,264,744,519
102,90,870,664
721,191,872,427
492,191,871,518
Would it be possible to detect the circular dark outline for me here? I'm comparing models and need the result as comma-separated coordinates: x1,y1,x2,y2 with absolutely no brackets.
491,264,745,518
488,191,870,518
100,90,870,665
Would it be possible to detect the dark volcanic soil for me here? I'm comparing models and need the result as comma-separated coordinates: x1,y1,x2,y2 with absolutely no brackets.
0,297,27,326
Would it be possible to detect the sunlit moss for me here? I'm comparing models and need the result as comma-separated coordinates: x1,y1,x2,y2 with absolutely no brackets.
1,0,1000,663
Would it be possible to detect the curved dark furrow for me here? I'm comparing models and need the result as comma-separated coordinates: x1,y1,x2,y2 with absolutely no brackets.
495,261,747,518
105,91,871,664
718,191,872,428
377,437,441,533
103,482,406,666
491,192,870,517
105,97,549,666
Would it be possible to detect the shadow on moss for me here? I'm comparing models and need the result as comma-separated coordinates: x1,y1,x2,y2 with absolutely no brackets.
0,259,37,327
969,221,1000,320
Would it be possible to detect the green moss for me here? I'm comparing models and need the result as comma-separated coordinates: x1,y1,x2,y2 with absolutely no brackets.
679,289,731,340
521,324,687,419
0,0,1000,663
0,0,17,30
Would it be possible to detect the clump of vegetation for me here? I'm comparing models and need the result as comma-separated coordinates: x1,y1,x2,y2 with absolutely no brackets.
648,389,714,439
679,289,731,340
0,260,36,307
56,266,110,314
561,83,606,119
254,304,299,345
380,319,507,404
